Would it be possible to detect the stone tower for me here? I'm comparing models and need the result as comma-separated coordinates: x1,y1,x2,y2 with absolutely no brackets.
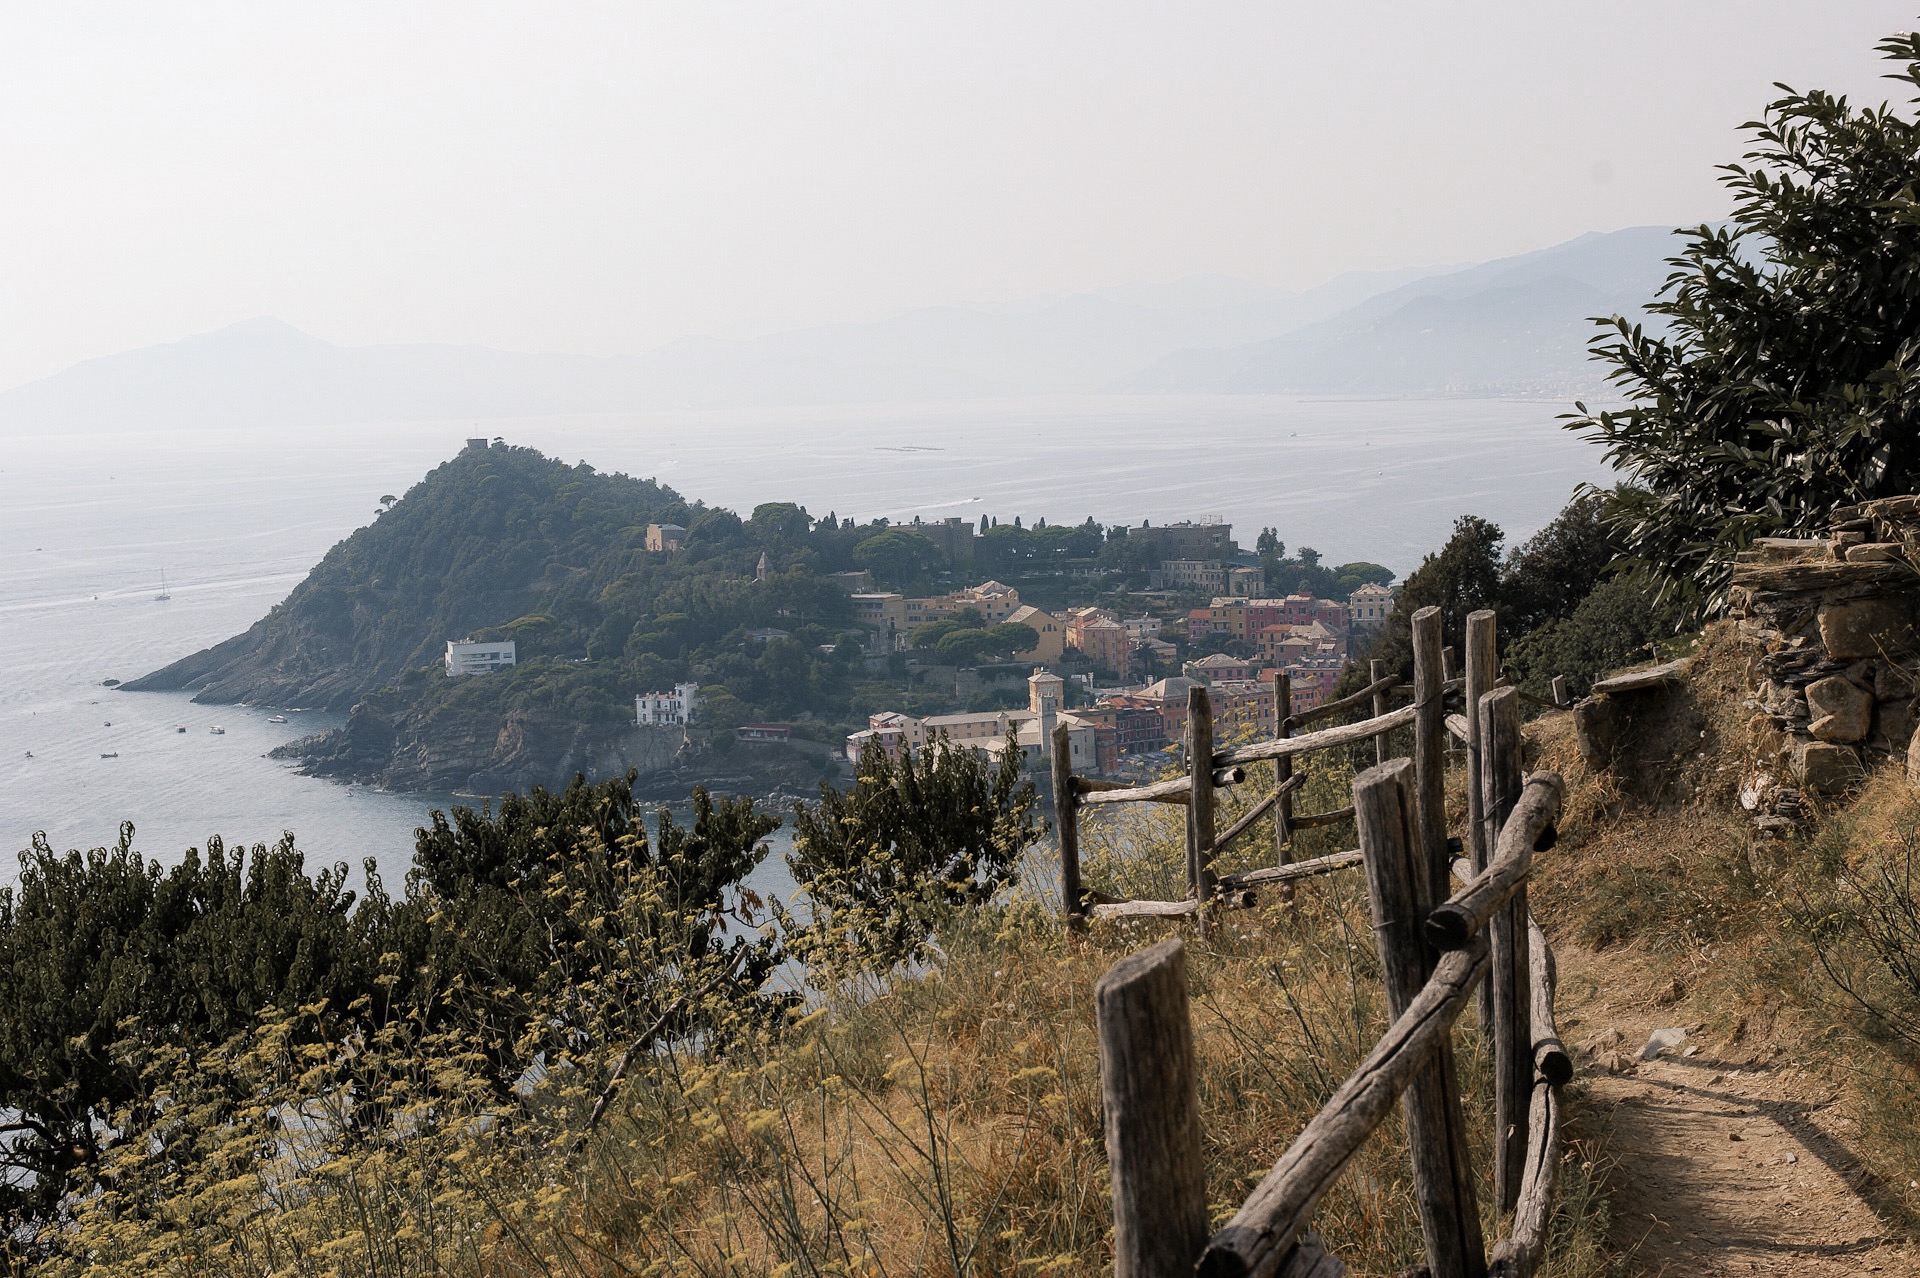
1029,668,1064,748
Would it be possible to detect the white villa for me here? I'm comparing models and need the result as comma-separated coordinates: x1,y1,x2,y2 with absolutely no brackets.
445,638,517,676
636,682,701,727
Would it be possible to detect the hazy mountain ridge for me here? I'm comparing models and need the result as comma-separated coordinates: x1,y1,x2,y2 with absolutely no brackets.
0,228,1681,432
1136,225,1683,395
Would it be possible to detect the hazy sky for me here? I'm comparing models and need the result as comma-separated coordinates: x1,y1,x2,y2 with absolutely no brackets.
1,2,1914,388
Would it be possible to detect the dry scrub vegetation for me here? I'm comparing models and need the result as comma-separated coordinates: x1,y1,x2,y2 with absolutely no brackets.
41,746,1624,1278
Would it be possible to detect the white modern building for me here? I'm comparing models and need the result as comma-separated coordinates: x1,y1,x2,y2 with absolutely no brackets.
445,638,517,676
636,682,701,727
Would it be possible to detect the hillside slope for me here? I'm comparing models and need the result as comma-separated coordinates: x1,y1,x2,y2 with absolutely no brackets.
122,442,690,709
0,269,1439,432
1523,631,1920,1272
0,230,1669,434
119,443,895,792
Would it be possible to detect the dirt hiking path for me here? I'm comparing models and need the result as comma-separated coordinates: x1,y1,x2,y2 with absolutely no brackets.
1556,944,1918,1275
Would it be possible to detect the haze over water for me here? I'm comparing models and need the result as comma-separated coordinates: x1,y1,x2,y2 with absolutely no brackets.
0,395,1607,891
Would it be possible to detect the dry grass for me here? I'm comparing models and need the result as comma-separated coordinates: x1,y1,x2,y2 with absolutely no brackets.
42,735,1625,1277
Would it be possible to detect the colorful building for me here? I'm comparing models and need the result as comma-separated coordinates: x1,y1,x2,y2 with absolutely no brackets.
1004,604,1065,664
1349,582,1396,628
1065,607,1133,675
1184,652,1256,684
851,592,908,637
1281,663,1343,712
1207,678,1279,739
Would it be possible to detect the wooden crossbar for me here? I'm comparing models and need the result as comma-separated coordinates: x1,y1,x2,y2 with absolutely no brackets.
1288,674,1399,730
1213,774,1307,853
1215,702,1417,768
1197,940,1489,1278
1425,773,1563,951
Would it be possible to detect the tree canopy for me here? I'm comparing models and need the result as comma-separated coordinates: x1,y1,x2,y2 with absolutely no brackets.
787,737,1041,969
1354,498,1680,699
1569,28,1920,613
0,774,783,1247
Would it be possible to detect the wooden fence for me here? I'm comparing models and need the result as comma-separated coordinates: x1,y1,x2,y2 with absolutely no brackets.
1064,606,1571,1278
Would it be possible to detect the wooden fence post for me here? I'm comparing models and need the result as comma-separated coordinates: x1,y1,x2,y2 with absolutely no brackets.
1052,721,1083,928
1370,658,1389,765
1273,669,1294,867
1478,686,1529,1214
1411,606,1448,907
1187,684,1217,902
1464,609,1497,1029
1353,760,1488,1278
1097,939,1209,1278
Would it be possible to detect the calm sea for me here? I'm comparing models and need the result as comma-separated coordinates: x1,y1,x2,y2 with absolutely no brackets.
0,395,1608,894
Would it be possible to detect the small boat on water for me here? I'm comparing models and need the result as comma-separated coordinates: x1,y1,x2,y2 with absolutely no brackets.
174,725,187,733
155,569,171,602
101,752,118,759
209,726,225,735
267,714,288,724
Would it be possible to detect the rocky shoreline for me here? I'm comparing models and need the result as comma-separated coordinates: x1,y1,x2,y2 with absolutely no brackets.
267,699,847,801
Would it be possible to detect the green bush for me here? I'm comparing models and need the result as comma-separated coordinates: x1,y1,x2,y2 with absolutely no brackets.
787,736,1042,971
1568,27,1920,614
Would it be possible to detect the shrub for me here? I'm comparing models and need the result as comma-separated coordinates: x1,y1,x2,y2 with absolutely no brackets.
787,735,1042,971
1568,27,1920,614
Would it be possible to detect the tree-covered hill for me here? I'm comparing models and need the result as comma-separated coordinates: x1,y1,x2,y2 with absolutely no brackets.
121,442,917,790
130,443,670,706
126,442,862,711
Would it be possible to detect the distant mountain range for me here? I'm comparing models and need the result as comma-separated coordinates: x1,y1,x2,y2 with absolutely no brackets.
0,225,1685,433
1134,225,1679,396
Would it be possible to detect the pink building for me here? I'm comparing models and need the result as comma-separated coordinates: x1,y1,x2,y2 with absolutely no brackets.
1067,608,1133,675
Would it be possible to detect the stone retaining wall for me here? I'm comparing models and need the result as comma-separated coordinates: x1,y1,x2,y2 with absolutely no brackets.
1730,496,1920,806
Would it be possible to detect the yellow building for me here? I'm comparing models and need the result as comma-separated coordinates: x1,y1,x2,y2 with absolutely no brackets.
851,593,908,633
1003,604,1064,664
899,581,1025,637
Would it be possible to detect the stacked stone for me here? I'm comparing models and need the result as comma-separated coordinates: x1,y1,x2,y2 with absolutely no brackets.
1729,496,1920,800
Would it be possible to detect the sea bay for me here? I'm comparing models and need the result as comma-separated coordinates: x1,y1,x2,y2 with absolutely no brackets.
0,394,1608,891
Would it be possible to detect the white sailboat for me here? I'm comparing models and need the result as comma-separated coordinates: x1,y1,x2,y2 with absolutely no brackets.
155,569,171,601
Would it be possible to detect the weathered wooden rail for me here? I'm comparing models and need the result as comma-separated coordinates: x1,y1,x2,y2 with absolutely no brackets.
1085,607,1575,1278
1054,607,1470,926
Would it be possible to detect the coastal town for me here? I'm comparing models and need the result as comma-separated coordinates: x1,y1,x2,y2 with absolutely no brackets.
438,513,1395,784
840,567,1391,778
